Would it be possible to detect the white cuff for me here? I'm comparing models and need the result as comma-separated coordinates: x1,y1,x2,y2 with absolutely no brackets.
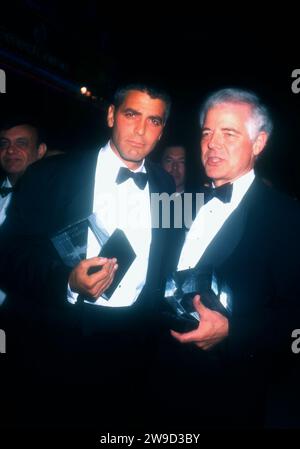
67,284,79,304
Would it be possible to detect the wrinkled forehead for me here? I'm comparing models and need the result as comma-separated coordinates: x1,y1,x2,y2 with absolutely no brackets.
0,125,38,142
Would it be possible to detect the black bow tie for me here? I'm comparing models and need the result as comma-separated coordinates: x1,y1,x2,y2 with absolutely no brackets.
0,186,14,198
204,183,233,204
116,167,148,190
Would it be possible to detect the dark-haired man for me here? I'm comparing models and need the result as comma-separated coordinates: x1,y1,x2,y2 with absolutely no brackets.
0,121,47,225
0,84,175,429
0,121,47,308
161,145,186,193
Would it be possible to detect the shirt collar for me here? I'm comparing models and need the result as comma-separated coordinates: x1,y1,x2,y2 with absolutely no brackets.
2,177,12,188
230,169,255,205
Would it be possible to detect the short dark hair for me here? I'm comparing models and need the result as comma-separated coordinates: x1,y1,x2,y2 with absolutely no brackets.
0,116,46,147
113,83,171,123
161,144,186,159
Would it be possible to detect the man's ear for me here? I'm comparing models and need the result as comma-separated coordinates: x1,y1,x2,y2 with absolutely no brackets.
157,123,166,141
107,105,115,128
253,131,268,157
37,143,47,159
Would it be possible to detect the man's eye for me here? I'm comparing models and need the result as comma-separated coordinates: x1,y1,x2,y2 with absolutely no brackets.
125,111,135,118
151,118,161,126
0,139,9,149
16,139,29,146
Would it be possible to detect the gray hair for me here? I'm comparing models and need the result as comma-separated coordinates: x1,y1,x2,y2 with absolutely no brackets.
199,88,273,141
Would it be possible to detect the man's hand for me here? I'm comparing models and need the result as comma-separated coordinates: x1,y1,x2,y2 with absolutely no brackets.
171,295,229,350
69,257,118,300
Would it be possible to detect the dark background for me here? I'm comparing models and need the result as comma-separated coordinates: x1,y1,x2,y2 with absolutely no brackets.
1,1,300,196
1,1,300,435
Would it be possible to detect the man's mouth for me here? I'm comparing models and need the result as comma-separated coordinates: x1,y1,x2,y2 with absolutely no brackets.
127,140,145,148
206,157,224,165
4,158,21,163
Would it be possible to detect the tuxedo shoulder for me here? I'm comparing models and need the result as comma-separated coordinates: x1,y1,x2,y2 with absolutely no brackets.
146,159,176,193
18,150,97,187
28,150,92,174
256,179,300,210
22,152,67,178
252,179,300,229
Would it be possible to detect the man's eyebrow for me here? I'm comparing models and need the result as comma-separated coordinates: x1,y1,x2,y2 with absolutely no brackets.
122,108,164,124
122,107,141,115
149,115,163,124
202,127,241,134
221,127,241,134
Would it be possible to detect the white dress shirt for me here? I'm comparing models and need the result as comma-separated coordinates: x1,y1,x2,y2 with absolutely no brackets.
0,177,13,226
0,177,13,306
177,170,255,270
68,141,152,307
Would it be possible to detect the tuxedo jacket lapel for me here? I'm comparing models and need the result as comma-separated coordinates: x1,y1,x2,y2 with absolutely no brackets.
138,161,175,303
144,161,165,289
61,150,99,225
195,180,258,270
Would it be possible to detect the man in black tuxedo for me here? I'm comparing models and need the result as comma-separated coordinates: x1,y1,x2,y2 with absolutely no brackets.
161,144,186,194
0,84,175,429
157,88,300,429
0,119,47,311
0,119,47,225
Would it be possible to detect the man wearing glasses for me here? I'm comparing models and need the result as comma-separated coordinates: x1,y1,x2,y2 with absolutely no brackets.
0,120,47,307
0,119,47,225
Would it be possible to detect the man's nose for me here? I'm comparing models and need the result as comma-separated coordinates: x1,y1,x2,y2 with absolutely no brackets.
7,142,18,153
208,132,223,149
135,119,146,136
171,162,179,173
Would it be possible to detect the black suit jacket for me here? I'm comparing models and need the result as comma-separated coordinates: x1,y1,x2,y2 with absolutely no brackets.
155,178,300,428
0,150,178,430
0,149,175,332
191,178,300,365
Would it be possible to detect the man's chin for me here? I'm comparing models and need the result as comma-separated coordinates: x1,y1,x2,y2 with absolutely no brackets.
205,169,221,179
121,151,144,164
5,166,24,174
113,145,144,164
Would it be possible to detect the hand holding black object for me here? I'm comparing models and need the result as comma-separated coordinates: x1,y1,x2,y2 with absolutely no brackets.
171,295,229,350
69,257,118,300
163,268,231,333
85,229,136,300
